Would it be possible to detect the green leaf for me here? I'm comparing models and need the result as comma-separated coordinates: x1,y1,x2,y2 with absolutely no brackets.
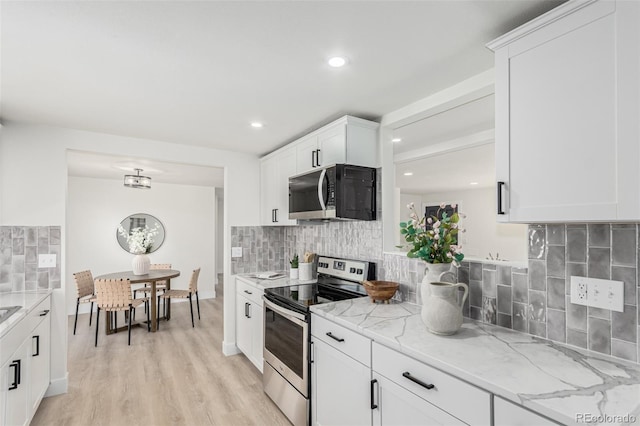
451,213,459,222
399,222,407,228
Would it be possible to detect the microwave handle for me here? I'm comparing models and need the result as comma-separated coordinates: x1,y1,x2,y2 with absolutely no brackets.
317,169,327,211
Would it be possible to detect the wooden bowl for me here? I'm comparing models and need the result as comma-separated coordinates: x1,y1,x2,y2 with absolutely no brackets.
362,280,399,303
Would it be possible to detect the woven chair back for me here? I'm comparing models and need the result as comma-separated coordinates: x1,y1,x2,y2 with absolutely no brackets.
73,270,94,299
188,268,201,293
151,263,172,270
94,278,132,310
150,264,171,286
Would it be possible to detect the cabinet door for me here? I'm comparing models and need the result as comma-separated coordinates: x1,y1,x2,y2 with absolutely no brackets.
317,124,346,168
372,373,464,426
260,156,278,226
236,293,252,357
247,301,264,372
311,337,371,426
29,314,50,414
494,1,639,222
296,135,319,174
3,338,30,426
494,396,558,425
275,147,297,226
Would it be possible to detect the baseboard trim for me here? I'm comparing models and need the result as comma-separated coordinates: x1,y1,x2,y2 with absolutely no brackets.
222,341,241,356
45,373,68,397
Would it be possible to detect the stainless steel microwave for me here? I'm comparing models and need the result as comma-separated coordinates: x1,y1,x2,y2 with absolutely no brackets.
289,164,377,221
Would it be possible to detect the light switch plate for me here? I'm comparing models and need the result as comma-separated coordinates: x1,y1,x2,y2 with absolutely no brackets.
231,247,243,258
38,254,57,268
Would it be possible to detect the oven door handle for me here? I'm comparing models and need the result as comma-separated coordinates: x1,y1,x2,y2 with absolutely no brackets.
263,296,307,325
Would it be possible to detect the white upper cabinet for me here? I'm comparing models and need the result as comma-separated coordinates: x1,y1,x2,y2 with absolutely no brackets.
260,146,297,226
294,116,379,175
488,0,639,222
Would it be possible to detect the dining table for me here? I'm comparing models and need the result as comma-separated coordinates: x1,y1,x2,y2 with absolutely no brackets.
94,269,180,334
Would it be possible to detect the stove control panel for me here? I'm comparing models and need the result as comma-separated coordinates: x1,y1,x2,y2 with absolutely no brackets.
317,256,373,282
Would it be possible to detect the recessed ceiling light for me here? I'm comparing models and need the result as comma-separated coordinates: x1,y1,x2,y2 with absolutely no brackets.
392,138,402,143
470,182,479,185
250,122,263,128
404,172,413,176
328,56,347,68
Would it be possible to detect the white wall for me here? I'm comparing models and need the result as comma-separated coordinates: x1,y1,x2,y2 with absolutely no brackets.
0,122,260,395
216,188,224,275
418,187,527,261
67,176,216,315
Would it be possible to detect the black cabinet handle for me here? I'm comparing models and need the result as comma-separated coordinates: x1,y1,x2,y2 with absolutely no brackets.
40,309,50,317
244,302,249,318
311,150,317,167
247,303,251,319
497,181,505,215
33,335,40,357
274,208,278,223
244,290,252,295
402,371,434,390
8,360,21,390
326,332,344,342
315,149,321,167
370,379,379,409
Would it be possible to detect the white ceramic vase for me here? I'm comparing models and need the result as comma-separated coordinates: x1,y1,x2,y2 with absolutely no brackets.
420,262,456,303
132,253,151,275
290,268,299,279
422,281,469,335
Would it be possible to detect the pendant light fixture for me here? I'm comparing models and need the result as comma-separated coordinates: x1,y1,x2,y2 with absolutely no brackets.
123,168,151,189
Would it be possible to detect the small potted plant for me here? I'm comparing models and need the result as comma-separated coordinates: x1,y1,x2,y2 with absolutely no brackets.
289,254,299,279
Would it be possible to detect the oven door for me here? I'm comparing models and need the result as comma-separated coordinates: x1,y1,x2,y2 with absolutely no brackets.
289,168,333,220
263,297,309,397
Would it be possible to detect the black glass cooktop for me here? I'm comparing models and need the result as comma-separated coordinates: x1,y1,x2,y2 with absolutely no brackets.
264,277,368,313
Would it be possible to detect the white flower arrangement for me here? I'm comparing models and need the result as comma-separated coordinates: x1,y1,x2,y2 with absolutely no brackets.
117,223,160,254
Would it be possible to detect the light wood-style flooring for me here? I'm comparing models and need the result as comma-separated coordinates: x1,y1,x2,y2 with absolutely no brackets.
31,281,290,426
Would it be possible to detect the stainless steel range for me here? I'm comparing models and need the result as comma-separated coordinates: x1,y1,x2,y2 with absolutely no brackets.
262,256,375,426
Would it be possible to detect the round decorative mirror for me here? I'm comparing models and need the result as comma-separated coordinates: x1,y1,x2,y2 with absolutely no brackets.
116,213,165,254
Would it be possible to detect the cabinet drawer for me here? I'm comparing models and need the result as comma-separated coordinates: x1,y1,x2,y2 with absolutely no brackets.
1,296,51,367
236,278,263,306
311,314,371,367
373,342,490,426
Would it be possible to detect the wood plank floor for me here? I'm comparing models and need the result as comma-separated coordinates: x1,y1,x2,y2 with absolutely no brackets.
32,282,291,426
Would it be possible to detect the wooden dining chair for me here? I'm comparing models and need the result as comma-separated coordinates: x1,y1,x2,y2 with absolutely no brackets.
94,278,150,346
72,270,97,335
157,268,201,329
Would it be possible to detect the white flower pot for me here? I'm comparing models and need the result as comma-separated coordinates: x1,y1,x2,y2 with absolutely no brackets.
132,254,151,275
290,268,299,279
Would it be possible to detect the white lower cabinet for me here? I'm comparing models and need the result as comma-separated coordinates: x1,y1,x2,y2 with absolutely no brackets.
372,342,490,426
28,313,50,415
372,372,463,426
311,314,372,426
0,295,51,426
494,396,558,426
1,338,30,426
235,278,264,372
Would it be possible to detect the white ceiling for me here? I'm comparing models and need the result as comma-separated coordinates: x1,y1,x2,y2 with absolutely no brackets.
396,142,495,193
67,150,224,187
1,0,564,158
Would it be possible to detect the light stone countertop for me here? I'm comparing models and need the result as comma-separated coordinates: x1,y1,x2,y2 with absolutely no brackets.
311,297,640,426
0,290,52,338
236,272,317,290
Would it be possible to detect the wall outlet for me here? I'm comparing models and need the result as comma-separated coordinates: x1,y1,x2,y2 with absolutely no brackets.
38,254,57,268
570,276,624,312
231,247,243,258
